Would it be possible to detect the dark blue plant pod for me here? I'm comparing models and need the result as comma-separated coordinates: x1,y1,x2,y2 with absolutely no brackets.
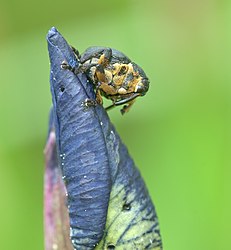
47,27,162,250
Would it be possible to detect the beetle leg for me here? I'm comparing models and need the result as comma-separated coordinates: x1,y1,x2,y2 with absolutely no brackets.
74,62,97,75
61,60,75,72
95,81,103,104
105,93,141,113
120,99,136,115
108,99,135,115
98,48,112,67
114,93,141,106
95,64,107,83
61,46,97,74
105,101,116,111
95,86,103,105
61,60,91,74
61,47,81,71
70,46,81,60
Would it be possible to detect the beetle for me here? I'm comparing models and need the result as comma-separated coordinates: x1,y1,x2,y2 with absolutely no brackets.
62,46,149,114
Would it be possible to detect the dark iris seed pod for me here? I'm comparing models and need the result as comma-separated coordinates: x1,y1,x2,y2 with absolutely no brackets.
47,27,111,249
46,27,162,250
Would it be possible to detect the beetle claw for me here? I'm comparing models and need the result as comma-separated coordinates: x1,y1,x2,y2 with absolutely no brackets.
60,60,76,73
81,98,98,110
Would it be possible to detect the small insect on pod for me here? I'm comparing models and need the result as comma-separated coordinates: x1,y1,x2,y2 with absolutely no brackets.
62,46,149,114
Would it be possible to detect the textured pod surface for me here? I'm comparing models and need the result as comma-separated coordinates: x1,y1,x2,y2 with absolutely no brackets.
47,27,162,250
47,27,111,249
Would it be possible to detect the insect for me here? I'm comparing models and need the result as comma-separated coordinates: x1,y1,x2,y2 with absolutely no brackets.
62,46,149,114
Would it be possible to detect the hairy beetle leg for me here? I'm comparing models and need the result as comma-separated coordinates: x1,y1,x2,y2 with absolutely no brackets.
70,46,81,60
120,100,136,115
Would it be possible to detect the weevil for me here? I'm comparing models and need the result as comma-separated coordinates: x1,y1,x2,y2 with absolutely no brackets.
61,46,149,114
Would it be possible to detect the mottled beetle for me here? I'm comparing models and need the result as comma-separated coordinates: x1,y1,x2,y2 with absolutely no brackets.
62,46,149,114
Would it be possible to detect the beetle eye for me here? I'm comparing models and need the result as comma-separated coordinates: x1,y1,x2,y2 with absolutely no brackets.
136,78,149,95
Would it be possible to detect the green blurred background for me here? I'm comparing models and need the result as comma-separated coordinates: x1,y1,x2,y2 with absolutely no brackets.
0,0,230,249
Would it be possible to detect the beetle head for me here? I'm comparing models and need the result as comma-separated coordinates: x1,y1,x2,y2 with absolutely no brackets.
135,78,149,96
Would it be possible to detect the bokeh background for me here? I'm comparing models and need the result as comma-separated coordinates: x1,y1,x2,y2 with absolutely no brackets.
0,0,230,249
